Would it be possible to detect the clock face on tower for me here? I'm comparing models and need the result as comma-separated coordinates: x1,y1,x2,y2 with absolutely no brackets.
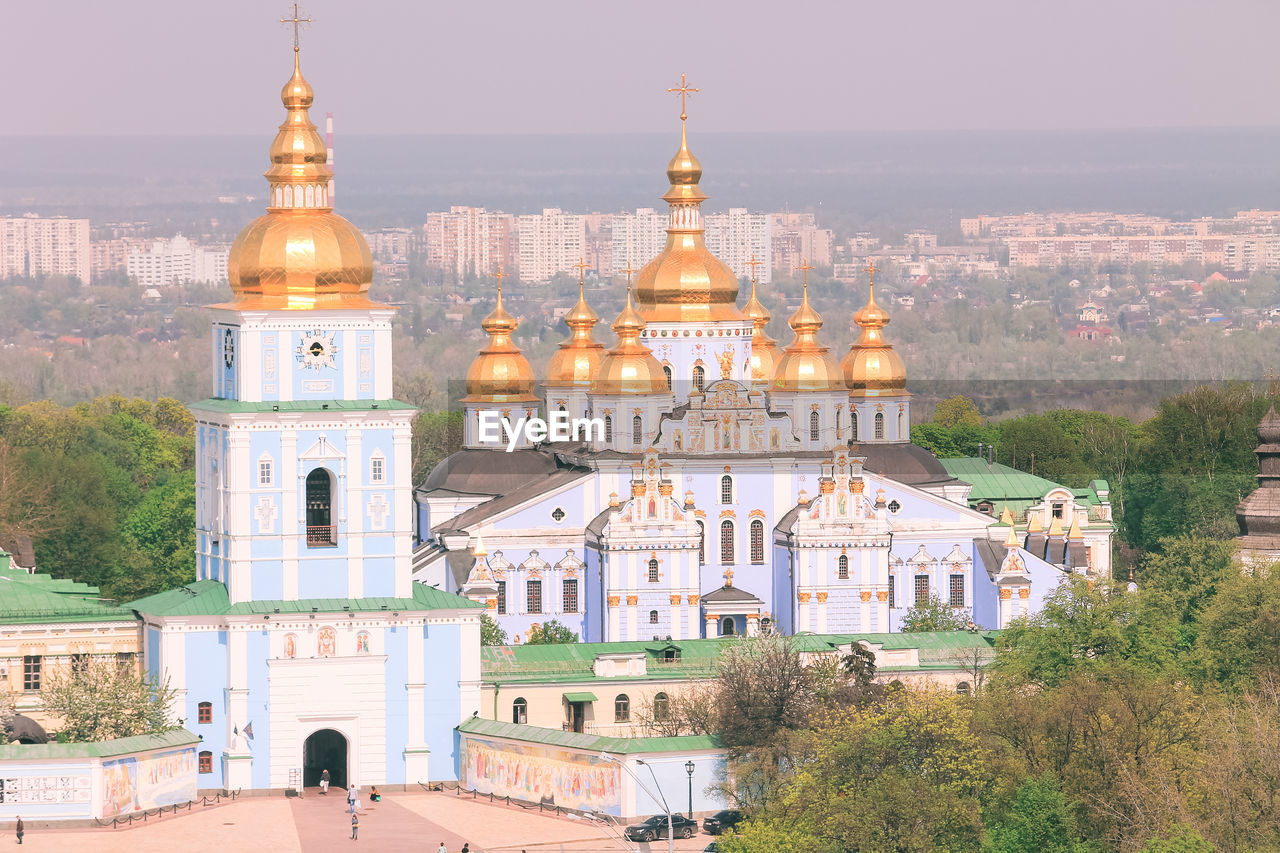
295,329,340,371
223,328,235,369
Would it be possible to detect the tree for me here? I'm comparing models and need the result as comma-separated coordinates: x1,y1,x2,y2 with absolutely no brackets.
480,612,508,646
983,776,1089,853
524,619,578,645
1140,826,1214,853
935,395,984,429
901,593,970,632
710,635,828,750
411,410,464,484
1194,561,1280,690
40,659,178,742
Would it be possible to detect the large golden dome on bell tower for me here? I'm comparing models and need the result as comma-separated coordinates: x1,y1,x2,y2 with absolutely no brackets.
217,45,379,311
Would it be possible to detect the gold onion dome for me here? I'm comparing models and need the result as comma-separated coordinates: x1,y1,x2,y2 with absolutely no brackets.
546,280,606,387
463,281,537,402
771,277,841,392
634,118,744,323
842,268,907,396
744,274,779,386
220,49,378,311
592,286,668,394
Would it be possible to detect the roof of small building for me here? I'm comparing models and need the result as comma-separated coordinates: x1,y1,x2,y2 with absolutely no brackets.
0,566,137,625
941,457,1106,520
129,579,481,617
457,716,722,755
0,728,200,760
189,398,415,415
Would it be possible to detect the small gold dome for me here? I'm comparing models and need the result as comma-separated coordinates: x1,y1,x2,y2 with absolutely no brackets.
634,122,744,323
592,286,669,394
772,282,841,392
743,276,779,387
218,52,379,311
546,281,606,387
843,275,907,396
463,286,537,402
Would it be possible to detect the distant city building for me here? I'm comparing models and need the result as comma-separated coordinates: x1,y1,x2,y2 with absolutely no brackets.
1006,234,1280,272
91,237,149,278
0,215,91,283
517,208,586,283
705,208,772,284
609,208,666,275
126,235,229,287
771,212,833,273
424,207,515,280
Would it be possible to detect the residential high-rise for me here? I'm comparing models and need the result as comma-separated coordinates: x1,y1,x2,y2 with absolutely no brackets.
609,208,666,274
705,208,772,283
424,207,516,280
517,208,585,283
127,236,229,287
0,216,91,283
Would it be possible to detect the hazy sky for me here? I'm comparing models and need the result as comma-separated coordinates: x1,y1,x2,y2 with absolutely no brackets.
5,0,1280,136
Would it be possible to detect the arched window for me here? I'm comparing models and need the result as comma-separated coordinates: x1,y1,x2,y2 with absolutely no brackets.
662,365,672,390
720,519,735,563
305,468,336,546
318,627,336,657
898,411,904,437
558,404,567,413
692,365,705,392
956,681,971,695
696,520,705,564
615,693,630,722
197,701,212,724
604,415,613,443
512,697,528,724
198,750,213,774
720,474,733,504
838,554,849,579
851,410,859,439
874,412,885,440
649,609,659,624
653,692,670,721
355,631,371,654
284,634,297,658
648,559,659,583
750,519,764,563
835,406,843,440
809,410,820,441
722,617,736,636
632,415,643,446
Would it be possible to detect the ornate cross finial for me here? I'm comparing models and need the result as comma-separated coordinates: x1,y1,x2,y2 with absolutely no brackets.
280,3,312,53
1266,367,1278,401
797,259,815,290
622,259,637,288
667,73,699,122
492,265,508,295
745,254,763,285
723,567,734,587
574,257,593,286
865,260,878,288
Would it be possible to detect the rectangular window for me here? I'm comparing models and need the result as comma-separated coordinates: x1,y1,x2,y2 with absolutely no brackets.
949,574,965,607
197,702,213,724
116,652,134,672
22,655,41,691
71,653,89,674
562,579,579,614
258,459,272,486
888,575,895,609
198,751,213,774
914,575,930,606
527,580,543,614
371,457,385,483
497,581,506,615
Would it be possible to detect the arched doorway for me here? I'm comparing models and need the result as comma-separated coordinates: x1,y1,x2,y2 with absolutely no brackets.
721,616,736,636
304,728,347,789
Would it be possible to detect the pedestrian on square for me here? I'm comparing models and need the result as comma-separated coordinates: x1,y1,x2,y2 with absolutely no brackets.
320,768,330,795
14,815,23,845
461,843,470,853
437,842,448,853
350,812,359,841
347,785,358,813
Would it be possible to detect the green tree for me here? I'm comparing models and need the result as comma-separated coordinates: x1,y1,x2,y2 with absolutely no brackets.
983,776,1089,853
480,612,508,646
902,594,970,632
40,659,178,742
935,395,984,429
1140,826,1214,853
112,470,197,601
412,410,464,483
1194,561,1280,690
524,619,578,645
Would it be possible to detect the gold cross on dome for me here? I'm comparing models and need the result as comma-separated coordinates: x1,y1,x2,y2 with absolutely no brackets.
574,257,593,286
280,3,312,53
745,254,762,285
622,260,637,287
492,265,508,293
865,260,879,287
797,259,815,289
667,73,699,122
723,567,734,587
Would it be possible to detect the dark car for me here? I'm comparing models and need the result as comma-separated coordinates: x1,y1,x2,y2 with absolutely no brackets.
624,814,699,841
703,844,721,853
703,809,744,835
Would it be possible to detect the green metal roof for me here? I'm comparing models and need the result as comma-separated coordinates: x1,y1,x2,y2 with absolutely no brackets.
0,568,137,625
939,457,1077,502
130,579,481,618
189,398,415,415
457,717,722,755
0,729,200,760
563,691,598,703
481,631,998,684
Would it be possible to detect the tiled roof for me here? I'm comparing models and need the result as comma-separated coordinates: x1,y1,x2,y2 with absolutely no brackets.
457,717,722,754
0,728,200,760
129,579,481,618
0,568,136,625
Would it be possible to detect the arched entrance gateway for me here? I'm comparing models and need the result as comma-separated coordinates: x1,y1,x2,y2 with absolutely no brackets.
303,729,348,789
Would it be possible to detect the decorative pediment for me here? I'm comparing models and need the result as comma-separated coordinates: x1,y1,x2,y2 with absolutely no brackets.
519,550,549,578
908,544,936,566
944,544,971,564
556,549,584,577
299,434,346,462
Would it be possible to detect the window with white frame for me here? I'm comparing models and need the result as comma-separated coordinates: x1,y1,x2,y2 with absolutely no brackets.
370,453,386,483
258,456,273,487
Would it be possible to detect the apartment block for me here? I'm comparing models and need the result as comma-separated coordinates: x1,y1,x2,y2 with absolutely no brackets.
424,207,515,280
127,235,229,287
0,216,91,283
517,208,586,283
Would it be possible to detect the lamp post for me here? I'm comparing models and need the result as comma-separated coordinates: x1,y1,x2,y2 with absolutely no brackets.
684,760,695,818
601,753,675,853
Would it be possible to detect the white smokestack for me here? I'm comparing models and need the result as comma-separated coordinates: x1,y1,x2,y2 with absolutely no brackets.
326,112,335,202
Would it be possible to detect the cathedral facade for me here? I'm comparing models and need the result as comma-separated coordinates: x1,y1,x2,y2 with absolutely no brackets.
132,48,482,793
415,113,1114,644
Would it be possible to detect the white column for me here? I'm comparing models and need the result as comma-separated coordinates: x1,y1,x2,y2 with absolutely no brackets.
224,627,253,790
345,425,365,598
281,425,300,600
392,418,415,596
705,613,719,638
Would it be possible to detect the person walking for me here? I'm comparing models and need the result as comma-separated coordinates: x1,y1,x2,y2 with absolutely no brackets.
350,812,359,841
347,785,358,814
437,842,447,853
14,815,22,845
320,768,330,795
461,844,470,853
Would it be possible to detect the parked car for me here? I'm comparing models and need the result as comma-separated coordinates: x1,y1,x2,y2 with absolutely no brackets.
703,843,721,853
624,814,700,841
703,809,744,835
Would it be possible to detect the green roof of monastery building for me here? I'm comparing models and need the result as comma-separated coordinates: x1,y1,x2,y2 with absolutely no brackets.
0,553,137,625
129,579,482,618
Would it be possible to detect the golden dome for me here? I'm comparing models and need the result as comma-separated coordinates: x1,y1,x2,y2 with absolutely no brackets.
218,51,379,311
592,286,669,394
743,271,780,387
771,278,841,392
463,281,537,402
546,280,606,387
842,268,907,396
633,121,744,323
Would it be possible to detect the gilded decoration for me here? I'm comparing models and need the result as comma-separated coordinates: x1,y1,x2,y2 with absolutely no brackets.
608,595,620,607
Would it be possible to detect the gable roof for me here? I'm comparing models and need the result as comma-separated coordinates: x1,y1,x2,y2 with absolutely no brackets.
0,567,137,625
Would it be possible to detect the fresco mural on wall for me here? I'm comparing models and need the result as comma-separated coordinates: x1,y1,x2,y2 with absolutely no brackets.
461,736,622,815
100,748,198,818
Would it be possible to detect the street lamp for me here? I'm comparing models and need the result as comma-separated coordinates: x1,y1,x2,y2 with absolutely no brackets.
684,760,695,819
601,753,675,853
566,811,638,853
